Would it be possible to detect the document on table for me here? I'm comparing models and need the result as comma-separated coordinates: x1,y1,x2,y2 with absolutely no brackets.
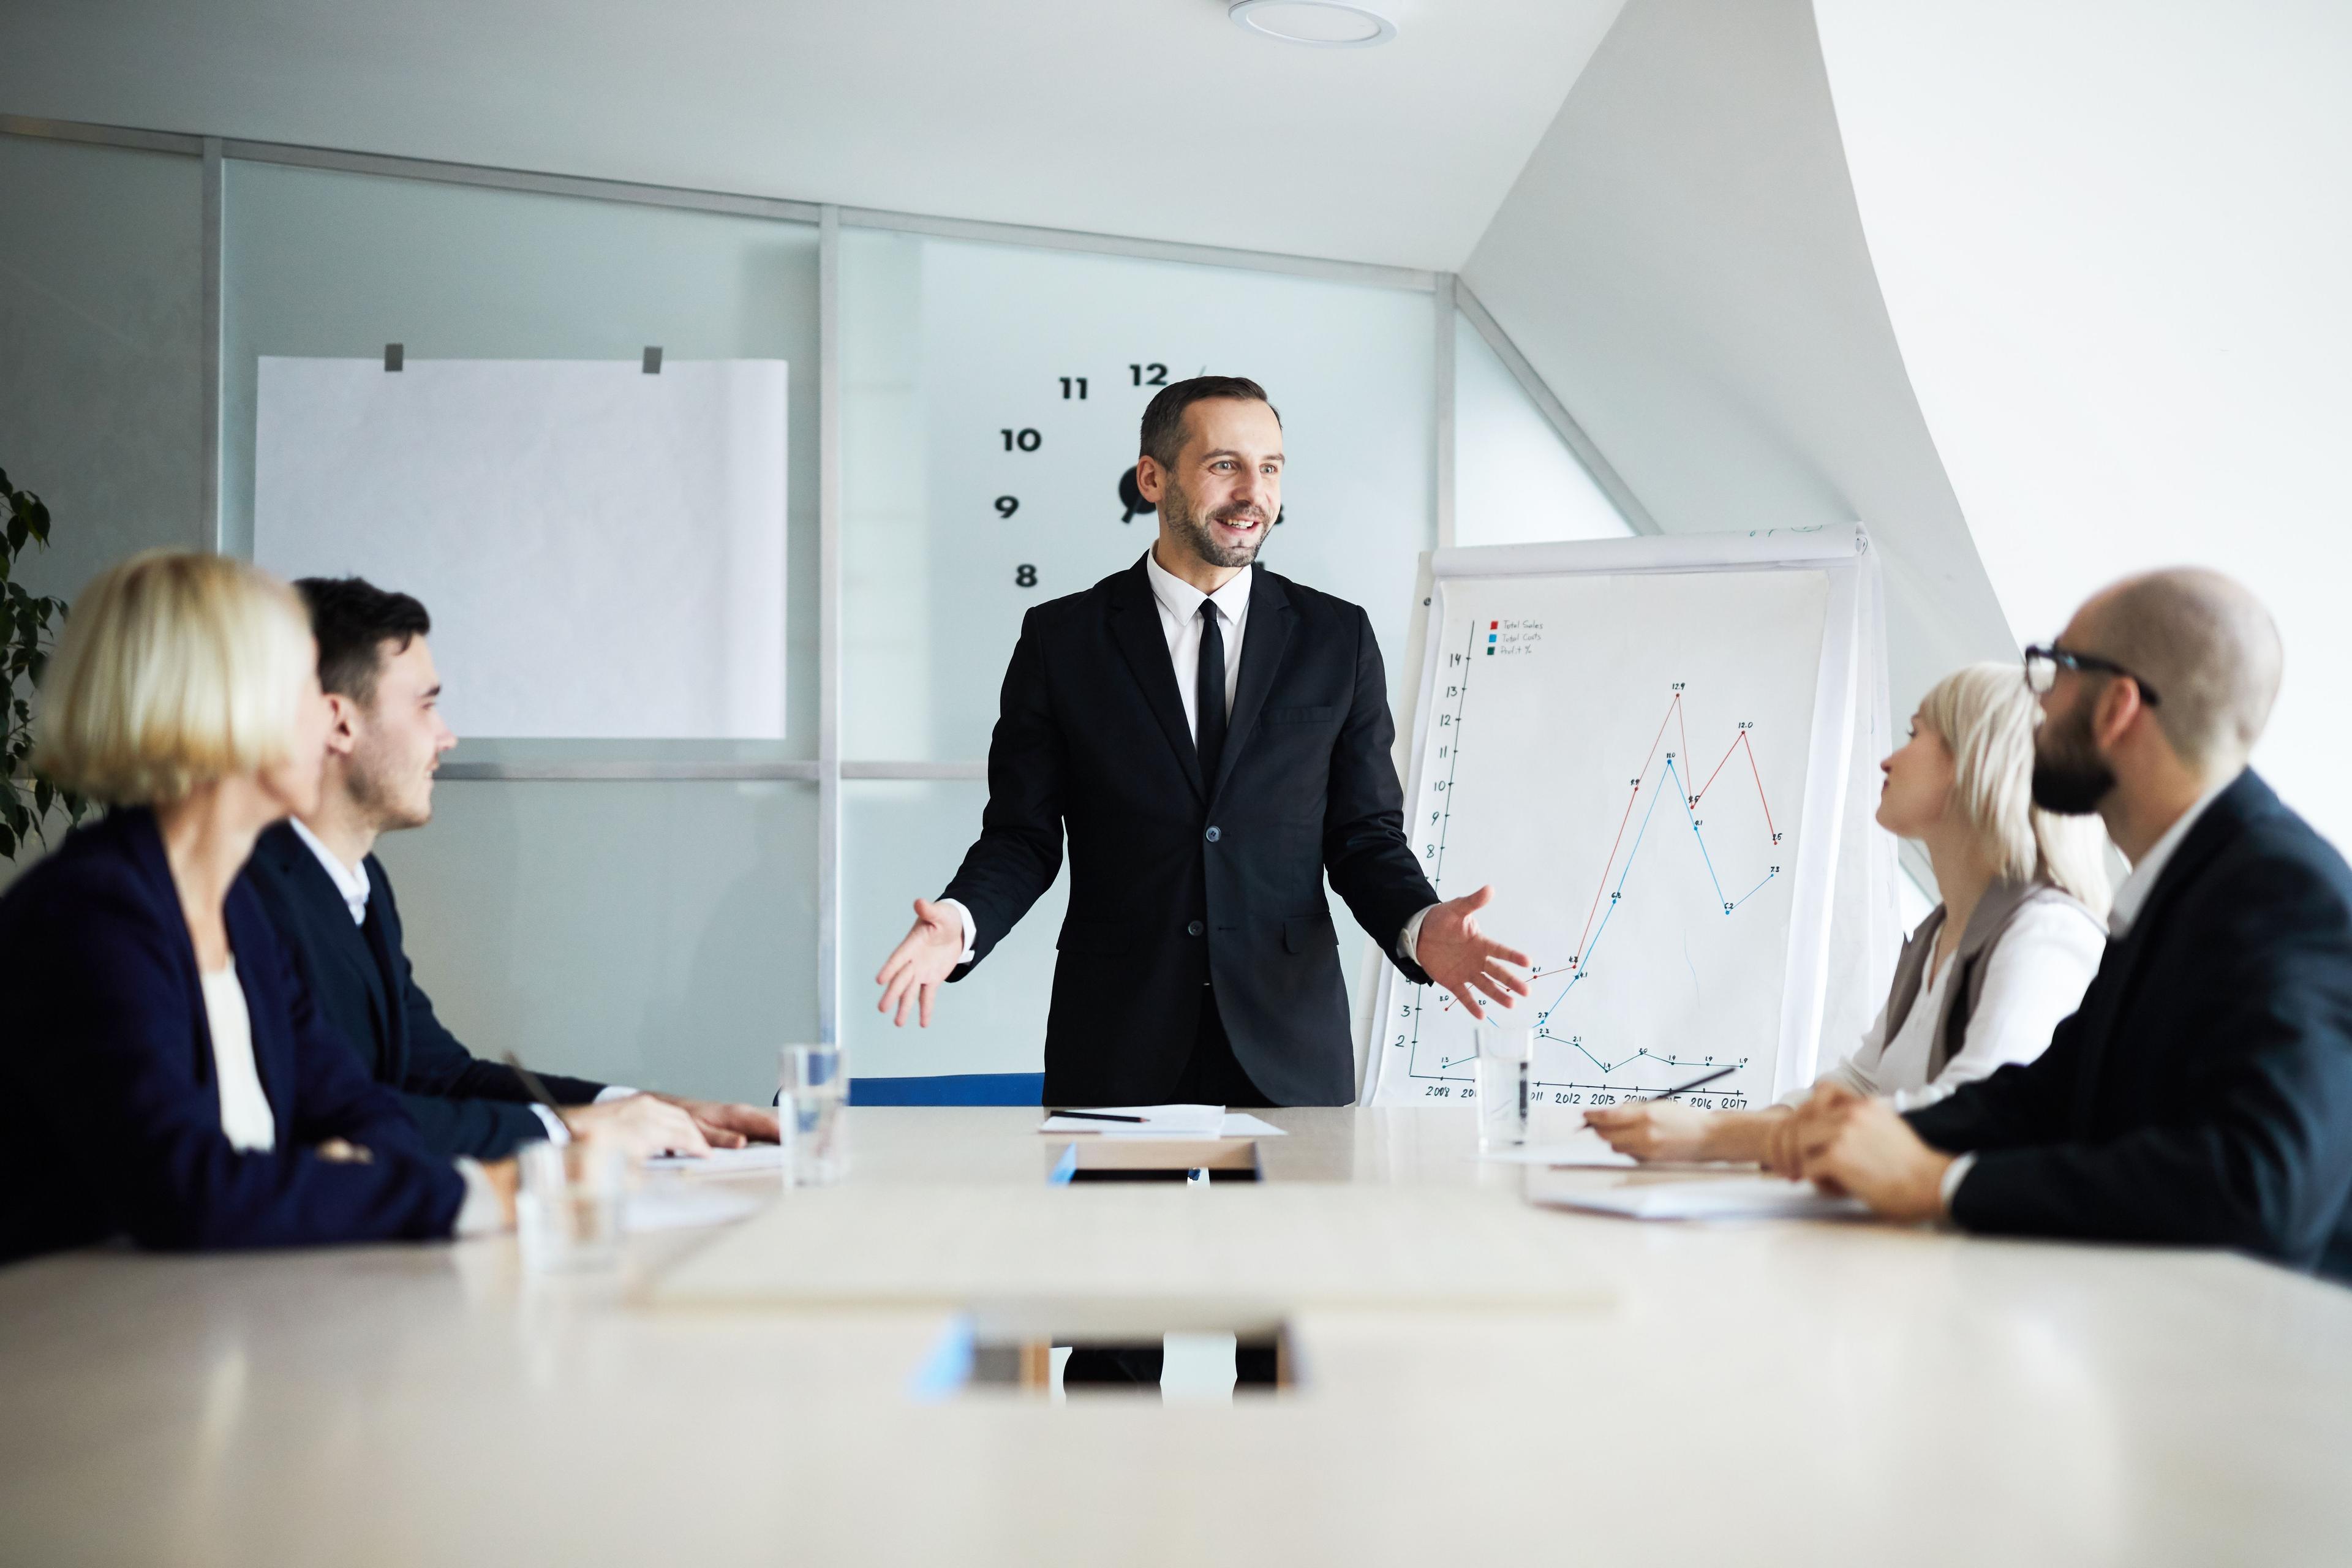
1039,1104,1226,1136
1533,1175,1871,1222
643,1144,788,1172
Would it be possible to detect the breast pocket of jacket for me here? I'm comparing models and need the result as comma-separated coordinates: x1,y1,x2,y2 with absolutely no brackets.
1264,704,1340,728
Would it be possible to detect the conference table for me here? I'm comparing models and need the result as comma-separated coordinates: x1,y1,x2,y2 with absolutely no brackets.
4,1107,2348,1565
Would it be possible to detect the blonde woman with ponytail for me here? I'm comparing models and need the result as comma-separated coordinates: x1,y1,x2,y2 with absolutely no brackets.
1588,662,2111,1165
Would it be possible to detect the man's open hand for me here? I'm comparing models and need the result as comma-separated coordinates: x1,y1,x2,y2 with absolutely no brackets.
1790,1082,1953,1222
1413,884,1531,1022
875,897,964,1028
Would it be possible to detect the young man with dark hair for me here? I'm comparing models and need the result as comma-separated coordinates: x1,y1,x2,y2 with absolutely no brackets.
876,376,1530,1107
245,576,777,1161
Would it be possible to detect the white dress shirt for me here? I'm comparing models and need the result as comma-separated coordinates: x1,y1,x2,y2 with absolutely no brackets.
1811,899,2104,1113
940,551,1436,966
202,960,275,1153
1939,778,2233,1212
2106,777,2234,938
289,815,369,924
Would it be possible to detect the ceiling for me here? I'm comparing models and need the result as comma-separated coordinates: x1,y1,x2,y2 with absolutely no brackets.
0,0,1627,271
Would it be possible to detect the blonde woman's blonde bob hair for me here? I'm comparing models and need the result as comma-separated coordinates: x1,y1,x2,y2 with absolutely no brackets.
34,551,317,807
1917,662,2113,919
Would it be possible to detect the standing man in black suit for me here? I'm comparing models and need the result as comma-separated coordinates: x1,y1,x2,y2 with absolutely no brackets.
875,377,1529,1106
1784,568,2352,1281
246,578,779,1161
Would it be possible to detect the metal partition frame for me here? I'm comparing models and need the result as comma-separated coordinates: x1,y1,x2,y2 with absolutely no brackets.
0,113,1648,1050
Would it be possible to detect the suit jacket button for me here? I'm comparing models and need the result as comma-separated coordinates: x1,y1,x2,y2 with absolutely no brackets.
1204,826,1221,843
1187,919,1204,937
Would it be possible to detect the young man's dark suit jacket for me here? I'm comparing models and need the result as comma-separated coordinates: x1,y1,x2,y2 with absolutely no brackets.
245,822,608,1160
941,556,1439,1107
1907,770,2352,1281
0,810,463,1262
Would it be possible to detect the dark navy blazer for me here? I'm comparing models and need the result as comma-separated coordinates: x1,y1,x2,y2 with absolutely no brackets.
243,823,606,1161
1909,771,2352,1281
0,810,464,1263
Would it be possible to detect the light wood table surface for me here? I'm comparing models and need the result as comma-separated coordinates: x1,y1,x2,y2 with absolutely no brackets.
3,1106,2349,1565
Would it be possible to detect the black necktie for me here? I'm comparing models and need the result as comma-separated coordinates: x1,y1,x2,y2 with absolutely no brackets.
1196,600,1227,787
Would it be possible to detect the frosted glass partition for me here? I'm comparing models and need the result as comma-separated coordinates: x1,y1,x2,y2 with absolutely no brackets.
840,228,1438,761
843,780,1066,1079
376,780,818,1102
220,159,821,763
1453,312,1631,548
0,136,208,603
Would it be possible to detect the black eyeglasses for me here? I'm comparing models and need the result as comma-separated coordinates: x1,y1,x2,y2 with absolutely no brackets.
2023,643,2162,707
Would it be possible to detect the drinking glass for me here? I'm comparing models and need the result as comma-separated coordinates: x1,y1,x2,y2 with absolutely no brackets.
515,1137,627,1272
1475,1027,1536,1153
778,1043,848,1188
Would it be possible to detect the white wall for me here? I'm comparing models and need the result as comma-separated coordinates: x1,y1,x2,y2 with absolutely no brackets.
1815,0,2352,845
1460,0,2016,738
1452,312,1631,547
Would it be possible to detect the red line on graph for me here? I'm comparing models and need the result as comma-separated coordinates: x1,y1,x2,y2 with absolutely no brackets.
1692,734,1743,804
1570,696,1680,964
1742,731,1778,840
1567,694,1785,964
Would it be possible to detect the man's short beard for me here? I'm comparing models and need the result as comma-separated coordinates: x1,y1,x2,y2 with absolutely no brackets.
2030,697,2116,815
346,736,432,832
1161,478,1270,570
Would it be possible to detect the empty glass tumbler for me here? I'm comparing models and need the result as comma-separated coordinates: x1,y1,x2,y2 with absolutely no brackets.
515,1137,627,1272
778,1043,848,1188
1476,1027,1536,1153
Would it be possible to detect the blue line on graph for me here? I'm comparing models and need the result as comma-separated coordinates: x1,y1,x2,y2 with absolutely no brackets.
1667,758,1728,906
1536,761,1675,1023
1533,753,1777,1040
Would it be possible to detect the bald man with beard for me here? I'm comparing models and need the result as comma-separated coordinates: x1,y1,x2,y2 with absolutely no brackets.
1783,568,2352,1282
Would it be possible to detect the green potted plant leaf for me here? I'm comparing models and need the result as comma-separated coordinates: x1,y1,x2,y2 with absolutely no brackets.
2,467,90,861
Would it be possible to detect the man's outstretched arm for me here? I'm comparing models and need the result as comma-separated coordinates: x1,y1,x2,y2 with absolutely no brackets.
878,616,1066,1027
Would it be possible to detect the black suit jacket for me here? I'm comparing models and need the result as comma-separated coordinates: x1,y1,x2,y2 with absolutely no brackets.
941,556,1438,1106
1,810,462,1262
245,823,607,1159
1907,771,2352,1281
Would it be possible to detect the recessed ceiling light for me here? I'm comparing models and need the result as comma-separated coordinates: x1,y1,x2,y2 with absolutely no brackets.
1228,0,1398,49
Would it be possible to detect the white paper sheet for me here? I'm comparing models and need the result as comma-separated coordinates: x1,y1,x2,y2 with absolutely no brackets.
1038,1104,1224,1136
1533,1175,1869,1222
1218,1114,1289,1138
254,356,788,740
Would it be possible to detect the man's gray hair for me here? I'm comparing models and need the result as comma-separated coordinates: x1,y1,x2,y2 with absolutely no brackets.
2093,567,2282,772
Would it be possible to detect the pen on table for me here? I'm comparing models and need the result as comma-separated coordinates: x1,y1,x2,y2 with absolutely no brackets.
1049,1109,1148,1123
501,1051,571,1121
1641,1065,1737,1102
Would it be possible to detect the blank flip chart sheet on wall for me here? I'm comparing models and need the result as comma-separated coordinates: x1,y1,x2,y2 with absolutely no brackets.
254,356,788,740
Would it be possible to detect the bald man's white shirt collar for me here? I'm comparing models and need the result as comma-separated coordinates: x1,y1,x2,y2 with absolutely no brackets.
2109,773,2237,937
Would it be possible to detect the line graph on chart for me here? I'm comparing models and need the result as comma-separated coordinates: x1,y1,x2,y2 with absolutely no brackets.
1373,570,1832,1110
